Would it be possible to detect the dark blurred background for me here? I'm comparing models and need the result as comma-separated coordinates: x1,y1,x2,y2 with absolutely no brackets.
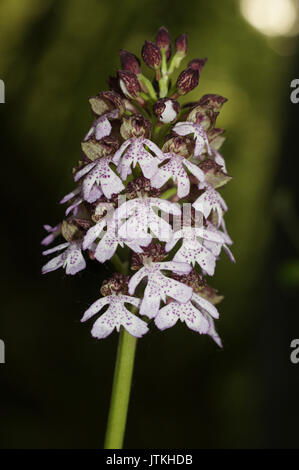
1,0,299,449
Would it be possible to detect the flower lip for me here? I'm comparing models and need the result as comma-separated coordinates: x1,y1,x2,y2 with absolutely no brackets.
153,98,180,124
81,293,148,339
128,260,193,318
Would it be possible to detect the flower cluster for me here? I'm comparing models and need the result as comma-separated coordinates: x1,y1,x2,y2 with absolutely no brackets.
42,27,234,346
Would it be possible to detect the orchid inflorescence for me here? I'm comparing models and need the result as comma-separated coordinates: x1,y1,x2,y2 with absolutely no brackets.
42,27,235,346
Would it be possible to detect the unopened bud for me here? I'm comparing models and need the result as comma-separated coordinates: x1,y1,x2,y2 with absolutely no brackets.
175,33,188,55
142,41,162,69
176,68,199,95
118,70,141,98
188,58,207,73
89,91,124,116
156,26,172,60
120,49,141,75
153,98,180,124
170,33,188,70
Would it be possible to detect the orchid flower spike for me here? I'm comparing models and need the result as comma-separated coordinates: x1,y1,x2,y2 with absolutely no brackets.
42,26,234,348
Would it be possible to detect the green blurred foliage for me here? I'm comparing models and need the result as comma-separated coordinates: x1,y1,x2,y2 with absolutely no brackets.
0,0,298,449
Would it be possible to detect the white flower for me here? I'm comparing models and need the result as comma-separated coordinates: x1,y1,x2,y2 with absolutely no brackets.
113,137,164,180
212,148,227,173
84,109,118,142
155,292,219,336
128,260,192,318
41,223,61,246
60,187,83,215
193,184,228,226
203,312,223,347
173,121,211,158
42,241,86,275
165,226,225,276
114,196,181,243
83,215,151,263
150,152,205,199
203,220,235,263
81,294,148,339
74,156,124,202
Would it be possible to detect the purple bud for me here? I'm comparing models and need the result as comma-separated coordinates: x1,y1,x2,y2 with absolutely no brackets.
198,94,228,112
153,98,180,123
156,26,172,60
89,90,124,116
188,58,207,73
141,41,162,69
176,68,199,95
175,33,188,55
117,70,141,98
120,49,141,75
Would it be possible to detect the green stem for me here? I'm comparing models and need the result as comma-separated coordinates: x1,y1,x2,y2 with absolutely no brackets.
104,328,137,449
161,187,177,199
138,74,157,101
111,253,128,275
104,254,136,449
159,50,169,98
104,100,175,449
